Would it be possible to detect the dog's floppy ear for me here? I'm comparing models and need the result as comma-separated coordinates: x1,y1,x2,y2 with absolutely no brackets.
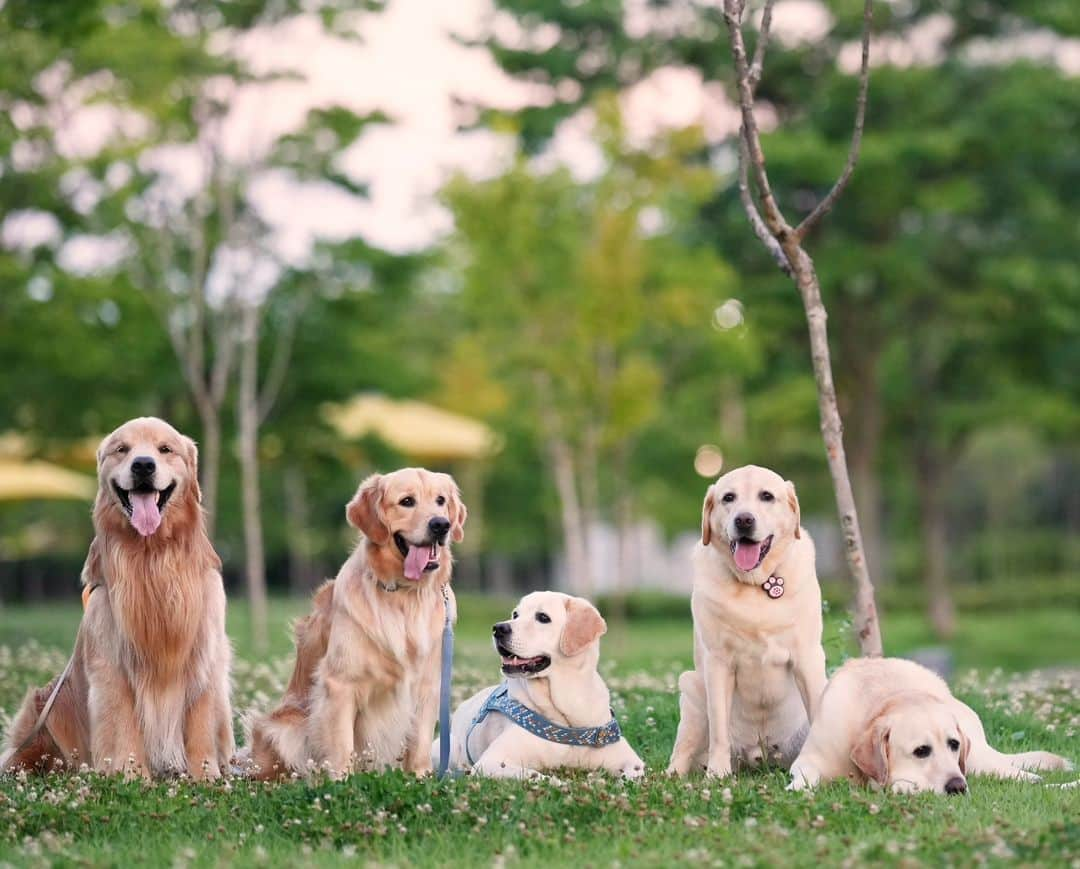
701,485,716,546
851,717,890,787
786,479,801,539
346,474,390,545
448,480,468,543
957,722,972,775
182,436,202,503
560,596,607,657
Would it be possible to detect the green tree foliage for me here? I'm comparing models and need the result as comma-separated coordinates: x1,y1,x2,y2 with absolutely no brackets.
478,0,1080,623
440,100,750,586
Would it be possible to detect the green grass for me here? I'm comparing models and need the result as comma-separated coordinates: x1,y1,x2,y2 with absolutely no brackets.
0,596,1077,867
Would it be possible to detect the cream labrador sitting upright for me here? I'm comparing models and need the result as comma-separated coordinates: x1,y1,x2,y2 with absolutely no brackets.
442,592,644,779
668,465,826,778
789,657,1073,794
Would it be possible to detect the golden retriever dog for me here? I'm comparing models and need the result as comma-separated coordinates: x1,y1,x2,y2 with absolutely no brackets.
789,657,1073,794
1,417,233,779
441,591,644,779
667,465,826,778
247,468,466,779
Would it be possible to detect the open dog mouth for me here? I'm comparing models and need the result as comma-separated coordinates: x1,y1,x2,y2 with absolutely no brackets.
112,480,176,537
496,643,551,676
730,534,773,571
393,532,440,581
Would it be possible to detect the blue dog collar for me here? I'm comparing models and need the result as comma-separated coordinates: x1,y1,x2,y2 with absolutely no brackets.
465,683,622,765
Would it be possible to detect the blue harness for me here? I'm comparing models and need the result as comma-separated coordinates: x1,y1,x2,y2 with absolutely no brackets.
464,683,622,765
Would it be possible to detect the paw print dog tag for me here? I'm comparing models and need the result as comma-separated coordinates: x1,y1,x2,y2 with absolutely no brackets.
762,575,784,599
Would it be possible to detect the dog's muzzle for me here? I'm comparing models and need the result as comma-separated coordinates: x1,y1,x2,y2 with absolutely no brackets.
112,477,176,538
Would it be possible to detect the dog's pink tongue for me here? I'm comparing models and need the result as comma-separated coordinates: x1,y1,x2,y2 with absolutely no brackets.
734,540,763,571
403,545,429,581
129,492,162,537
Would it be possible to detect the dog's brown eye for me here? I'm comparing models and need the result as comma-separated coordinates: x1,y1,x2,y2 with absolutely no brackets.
536,612,550,624
436,495,446,506
914,745,932,758
115,444,129,455
512,611,519,619
158,445,172,454
759,491,775,502
721,492,736,503
947,739,960,752
399,496,415,507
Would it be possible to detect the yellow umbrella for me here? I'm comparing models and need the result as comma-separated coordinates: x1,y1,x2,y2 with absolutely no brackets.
0,458,97,501
324,394,500,461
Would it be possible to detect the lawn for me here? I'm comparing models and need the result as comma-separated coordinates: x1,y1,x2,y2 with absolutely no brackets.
0,594,1077,867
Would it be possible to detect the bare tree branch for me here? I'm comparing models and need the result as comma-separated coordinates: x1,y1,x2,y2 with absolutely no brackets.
208,300,239,407
748,0,776,93
737,129,792,275
723,0,791,237
795,0,873,240
721,0,883,656
257,285,312,424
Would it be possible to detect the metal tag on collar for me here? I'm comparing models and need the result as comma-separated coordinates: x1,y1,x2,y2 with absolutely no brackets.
762,575,784,599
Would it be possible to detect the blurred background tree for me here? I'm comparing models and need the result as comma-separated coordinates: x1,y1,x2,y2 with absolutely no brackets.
1,0,1077,647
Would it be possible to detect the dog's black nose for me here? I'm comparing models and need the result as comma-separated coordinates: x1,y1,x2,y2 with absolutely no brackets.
429,516,451,539
734,512,755,532
945,776,967,795
492,622,511,639
131,456,156,478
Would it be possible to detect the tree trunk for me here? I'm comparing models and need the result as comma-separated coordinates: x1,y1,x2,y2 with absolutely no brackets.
284,464,316,595
238,304,269,654
548,435,592,595
846,343,885,584
196,403,222,540
915,443,956,640
534,373,593,594
784,242,884,656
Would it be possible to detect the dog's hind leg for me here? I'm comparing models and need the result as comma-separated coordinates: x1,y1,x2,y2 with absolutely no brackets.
2,684,62,772
667,669,708,776
953,697,1066,780
44,673,90,769
1001,750,1072,772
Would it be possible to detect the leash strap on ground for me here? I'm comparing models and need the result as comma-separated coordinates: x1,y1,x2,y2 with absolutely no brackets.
437,584,454,778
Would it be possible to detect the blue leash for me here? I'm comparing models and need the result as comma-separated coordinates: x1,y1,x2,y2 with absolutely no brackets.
437,584,454,778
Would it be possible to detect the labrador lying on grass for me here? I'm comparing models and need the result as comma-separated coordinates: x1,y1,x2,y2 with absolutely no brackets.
442,591,644,779
2,418,233,779
247,468,466,779
668,465,827,778
788,657,1073,794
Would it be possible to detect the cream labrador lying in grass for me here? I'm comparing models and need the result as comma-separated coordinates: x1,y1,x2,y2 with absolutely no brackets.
668,465,827,778
441,592,644,779
788,657,1073,794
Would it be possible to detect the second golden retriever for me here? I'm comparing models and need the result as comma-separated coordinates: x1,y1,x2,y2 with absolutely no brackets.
668,465,827,778
247,468,466,778
2,417,233,779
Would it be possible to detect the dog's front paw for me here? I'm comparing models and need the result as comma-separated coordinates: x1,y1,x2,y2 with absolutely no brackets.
705,759,733,779
620,761,646,780
665,755,692,777
787,762,819,791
